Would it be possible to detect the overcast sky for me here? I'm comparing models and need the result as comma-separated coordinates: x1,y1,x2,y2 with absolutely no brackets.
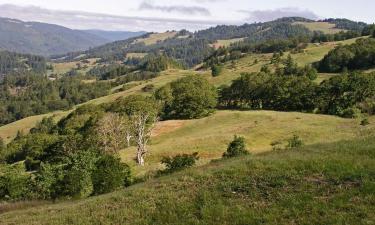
0,0,373,32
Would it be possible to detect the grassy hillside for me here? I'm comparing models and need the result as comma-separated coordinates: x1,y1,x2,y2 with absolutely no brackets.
0,37,362,143
122,110,372,176
1,136,373,224
294,21,345,34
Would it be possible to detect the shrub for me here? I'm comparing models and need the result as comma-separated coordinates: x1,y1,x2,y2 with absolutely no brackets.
0,164,32,200
211,64,223,77
223,136,249,158
92,155,131,195
361,118,370,126
341,107,362,118
286,135,304,149
161,152,199,174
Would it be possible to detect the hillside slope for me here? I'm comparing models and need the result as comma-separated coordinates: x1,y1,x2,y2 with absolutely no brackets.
81,30,146,42
0,17,108,56
0,137,373,224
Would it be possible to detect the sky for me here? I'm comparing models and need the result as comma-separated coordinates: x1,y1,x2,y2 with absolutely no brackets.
0,0,373,32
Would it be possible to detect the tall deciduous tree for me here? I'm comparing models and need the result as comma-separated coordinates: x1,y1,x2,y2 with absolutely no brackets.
96,113,126,155
111,95,159,166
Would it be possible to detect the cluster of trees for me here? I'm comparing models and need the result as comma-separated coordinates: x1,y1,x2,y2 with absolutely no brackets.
0,94,159,200
0,74,111,126
219,70,375,118
316,38,375,72
311,31,361,43
155,75,218,119
321,18,368,32
0,51,46,76
0,74,220,201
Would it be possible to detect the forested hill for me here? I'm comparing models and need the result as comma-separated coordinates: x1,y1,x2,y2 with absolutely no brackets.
0,51,46,76
54,17,368,67
0,17,108,56
81,30,147,42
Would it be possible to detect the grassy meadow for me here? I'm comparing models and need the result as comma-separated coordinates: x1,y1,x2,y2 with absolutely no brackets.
0,136,373,224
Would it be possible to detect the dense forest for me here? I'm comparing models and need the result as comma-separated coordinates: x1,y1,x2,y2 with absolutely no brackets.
0,74,111,126
0,51,46,76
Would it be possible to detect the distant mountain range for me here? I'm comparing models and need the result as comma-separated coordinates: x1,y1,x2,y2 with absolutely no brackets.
0,17,145,56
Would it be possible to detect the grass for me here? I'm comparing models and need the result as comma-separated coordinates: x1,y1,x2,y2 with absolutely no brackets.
294,22,345,34
133,32,177,46
120,110,372,177
0,111,69,144
52,58,99,76
0,136,373,224
126,53,148,59
210,38,245,49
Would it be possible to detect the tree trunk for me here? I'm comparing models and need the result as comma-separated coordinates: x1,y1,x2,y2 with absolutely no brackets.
126,132,132,147
137,148,145,166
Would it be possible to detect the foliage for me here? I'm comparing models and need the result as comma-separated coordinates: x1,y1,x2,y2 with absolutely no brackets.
0,74,111,126
316,72,375,116
223,136,249,158
160,152,199,174
0,51,46,76
92,154,131,195
155,75,218,119
211,64,223,77
317,38,375,72
219,72,317,112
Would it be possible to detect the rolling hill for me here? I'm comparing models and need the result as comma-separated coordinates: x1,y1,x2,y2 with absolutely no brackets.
81,30,146,42
0,136,373,224
0,17,108,56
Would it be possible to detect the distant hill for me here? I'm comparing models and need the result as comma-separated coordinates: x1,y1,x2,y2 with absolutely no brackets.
54,17,369,68
81,30,146,42
0,17,108,56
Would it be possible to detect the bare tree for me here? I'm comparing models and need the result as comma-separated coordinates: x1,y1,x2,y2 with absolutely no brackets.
96,113,126,155
130,112,157,166
123,117,133,148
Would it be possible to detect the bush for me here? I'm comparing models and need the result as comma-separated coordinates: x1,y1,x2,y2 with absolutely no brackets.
0,164,32,200
223,136,249,158
161,152,199,174
361,118,370,126
92,155,131,195
341,107,362,118
286,135,303,149
211,64,223,77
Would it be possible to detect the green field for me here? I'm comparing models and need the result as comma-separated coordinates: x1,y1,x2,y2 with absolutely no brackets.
294,22,345,34
121,110,372,176
1,136,373,224
132,32,177,46
210,38,245,49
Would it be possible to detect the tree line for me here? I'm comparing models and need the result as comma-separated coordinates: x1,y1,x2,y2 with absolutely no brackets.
316,37,375,72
